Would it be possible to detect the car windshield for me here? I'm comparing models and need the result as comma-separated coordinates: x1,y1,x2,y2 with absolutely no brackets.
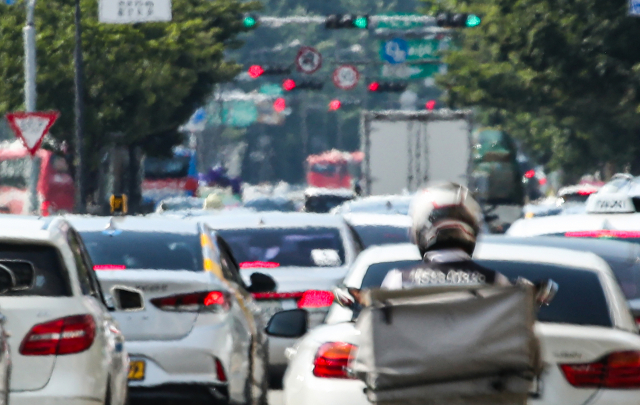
0,243,71,297
353,225,410,248
80,231,203,271
360,259,612,328
218,227,346,268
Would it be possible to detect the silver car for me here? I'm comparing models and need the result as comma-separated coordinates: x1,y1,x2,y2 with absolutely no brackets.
68,216,275,405
193,212,361,383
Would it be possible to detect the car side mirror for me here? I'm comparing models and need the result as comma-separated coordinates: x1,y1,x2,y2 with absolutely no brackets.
111,286,145,312
247,272,277,294
266,309,308,338
334,286,355,308
0,260,35,291
536,279,559,306
0,265,15,294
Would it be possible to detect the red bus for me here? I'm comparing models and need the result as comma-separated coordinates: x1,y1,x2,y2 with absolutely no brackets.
0,145,75,215
306,150,363,189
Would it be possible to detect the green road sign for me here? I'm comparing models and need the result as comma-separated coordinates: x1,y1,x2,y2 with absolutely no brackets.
259,83,284,97
377,12,423,30
381,63,442,80
379,38,447,63
222,100,258,127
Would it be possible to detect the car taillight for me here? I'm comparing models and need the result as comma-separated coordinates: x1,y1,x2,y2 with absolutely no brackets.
313,342,357,379
298,290,334,309
560,351,640,388
40,201,51,217
20,315,96,356
93,265,126,271
215,358,227,382
150,291,228,312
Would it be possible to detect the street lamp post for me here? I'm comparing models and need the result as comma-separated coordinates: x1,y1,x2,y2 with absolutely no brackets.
73,0,86,213
24,0,39,214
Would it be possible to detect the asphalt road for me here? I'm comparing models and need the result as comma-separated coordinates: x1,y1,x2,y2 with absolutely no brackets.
268,390,284,405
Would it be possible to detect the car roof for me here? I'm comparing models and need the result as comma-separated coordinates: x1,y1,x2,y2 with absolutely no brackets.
342,213,411,227
0,215,57,241
483,235,640,263
190,211,347,229
304,187,355,198
66,215,201,234
507,213,640,236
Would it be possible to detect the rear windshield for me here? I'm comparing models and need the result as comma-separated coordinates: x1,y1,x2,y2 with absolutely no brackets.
0,157,30,189
218,227,346,268
360,259,612,328
0,243,71,297
80,231,203,271
353,225,410,248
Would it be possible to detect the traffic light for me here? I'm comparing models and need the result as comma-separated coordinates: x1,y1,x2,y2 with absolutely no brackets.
325,14,369,29
328,100,342,111
247,65,292,79
425,100,436,111
367,81,408,92
243,14,258,28
282,79,324,91
436,13,482,28
273,98,286,112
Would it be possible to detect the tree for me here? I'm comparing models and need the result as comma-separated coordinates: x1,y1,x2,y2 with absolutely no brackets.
435,0,640,177
0,0,259,168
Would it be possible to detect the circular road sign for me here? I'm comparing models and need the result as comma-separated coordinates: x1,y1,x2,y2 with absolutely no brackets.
296,46,322,74
333,65,360,90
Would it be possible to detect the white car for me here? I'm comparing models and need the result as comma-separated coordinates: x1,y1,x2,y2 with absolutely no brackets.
0,216,130,405
331,195,413,216
195,212,361,381
68,216,274,405
280,242,640,405
341,213,411,248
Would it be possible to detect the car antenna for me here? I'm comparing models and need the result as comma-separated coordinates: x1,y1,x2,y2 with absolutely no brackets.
102,217,122,237
258,217,265,226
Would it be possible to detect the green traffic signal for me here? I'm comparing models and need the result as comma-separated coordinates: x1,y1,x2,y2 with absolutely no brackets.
466,14,481,27
354,16,368,29
243,16,257,28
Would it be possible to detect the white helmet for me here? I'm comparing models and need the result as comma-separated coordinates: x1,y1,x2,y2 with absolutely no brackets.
410,183,483,257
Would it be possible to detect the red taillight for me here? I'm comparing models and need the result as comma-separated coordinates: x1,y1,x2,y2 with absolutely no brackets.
93,264,126,271
565,230,640,239
215,358,227,382
635,316,640,328
239,261,280,269
251,291,305,301
20,315,96,356
150,291,228,312
313,342,357,379
298,290,334,309
560,351,640,388
40,201,51,217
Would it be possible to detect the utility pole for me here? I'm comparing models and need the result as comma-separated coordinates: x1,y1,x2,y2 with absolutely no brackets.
24,0,39,214
73,0,86,213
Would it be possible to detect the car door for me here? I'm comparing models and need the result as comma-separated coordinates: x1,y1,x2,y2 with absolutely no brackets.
216,236,263,404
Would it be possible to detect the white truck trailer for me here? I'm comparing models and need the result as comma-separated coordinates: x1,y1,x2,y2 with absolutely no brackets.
359,109,474,195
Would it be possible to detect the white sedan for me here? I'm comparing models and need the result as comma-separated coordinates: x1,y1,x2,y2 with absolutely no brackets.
0,216,131,405
280,242,640,405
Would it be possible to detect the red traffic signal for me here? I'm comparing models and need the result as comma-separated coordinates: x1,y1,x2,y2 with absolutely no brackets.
425,100,436,111
248,65,264,79
328,100,342,111
367,81,407,92
282,79,296,91
368,82,380,91
273,98,286,112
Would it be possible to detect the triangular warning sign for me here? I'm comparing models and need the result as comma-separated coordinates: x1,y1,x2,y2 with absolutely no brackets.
5,111,60,156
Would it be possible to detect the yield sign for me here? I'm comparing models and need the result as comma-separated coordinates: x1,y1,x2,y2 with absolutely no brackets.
5,111,60,156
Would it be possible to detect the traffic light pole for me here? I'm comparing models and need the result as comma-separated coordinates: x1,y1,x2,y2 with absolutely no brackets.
24,0,39,214
73,0,86,213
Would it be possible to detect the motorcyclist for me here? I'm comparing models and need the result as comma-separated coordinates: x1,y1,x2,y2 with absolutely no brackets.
380,182,511,290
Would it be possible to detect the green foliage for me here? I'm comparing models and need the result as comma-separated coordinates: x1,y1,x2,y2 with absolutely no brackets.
0,0,259,162
435,0,640,175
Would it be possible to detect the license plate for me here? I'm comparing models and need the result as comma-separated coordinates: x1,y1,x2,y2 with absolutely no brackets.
128,360,145,381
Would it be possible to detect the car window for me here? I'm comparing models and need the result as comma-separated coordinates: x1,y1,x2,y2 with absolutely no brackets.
359,259,613,328
477,260,612,328
0,243,72,297
353,225,410,248
218,227,346,268
80,231,204,271
68,230,94,295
